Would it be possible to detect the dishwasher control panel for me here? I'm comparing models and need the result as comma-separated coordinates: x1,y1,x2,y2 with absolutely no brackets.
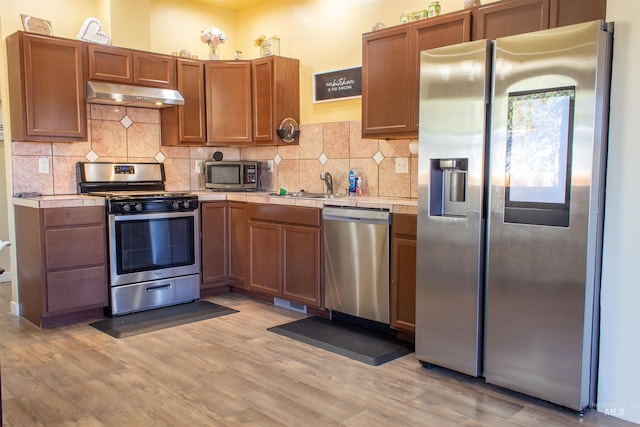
322,206,391,223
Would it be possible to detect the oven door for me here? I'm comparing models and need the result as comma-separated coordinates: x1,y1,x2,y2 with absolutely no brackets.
108,210,200,287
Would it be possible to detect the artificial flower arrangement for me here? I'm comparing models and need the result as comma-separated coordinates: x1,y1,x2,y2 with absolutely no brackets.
201,26,227,47
253,35,266,47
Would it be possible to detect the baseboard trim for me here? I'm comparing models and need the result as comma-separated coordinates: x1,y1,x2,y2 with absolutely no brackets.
11,300,21,316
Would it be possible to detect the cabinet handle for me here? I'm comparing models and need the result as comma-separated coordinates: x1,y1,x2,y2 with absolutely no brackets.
146,283,171,292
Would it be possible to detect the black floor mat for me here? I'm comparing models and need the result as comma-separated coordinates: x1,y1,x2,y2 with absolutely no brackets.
90,301,238,338
268,316,414,366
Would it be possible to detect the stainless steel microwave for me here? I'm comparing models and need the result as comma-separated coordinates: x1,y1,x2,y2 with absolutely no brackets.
204,161,261,191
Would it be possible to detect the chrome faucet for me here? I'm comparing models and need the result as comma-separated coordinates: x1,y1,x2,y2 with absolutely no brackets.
320,172,333,195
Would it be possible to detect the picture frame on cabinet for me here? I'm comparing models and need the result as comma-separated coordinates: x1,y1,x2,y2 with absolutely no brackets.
20,14,53,36
313,66,362,103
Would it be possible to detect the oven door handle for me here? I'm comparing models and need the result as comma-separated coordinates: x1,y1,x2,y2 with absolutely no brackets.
146,283,172,292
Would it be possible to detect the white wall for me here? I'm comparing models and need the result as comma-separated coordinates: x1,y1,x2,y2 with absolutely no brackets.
598,0,640,423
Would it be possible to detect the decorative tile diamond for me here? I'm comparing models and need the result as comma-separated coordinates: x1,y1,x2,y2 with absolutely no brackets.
274,153,282,165
318,152,328,165
373,150,385,165
155,152,166,163
120,115,133,129
85,150,99,162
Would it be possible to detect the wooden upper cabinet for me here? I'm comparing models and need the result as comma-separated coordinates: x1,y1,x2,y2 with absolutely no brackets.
133,52,176,88
362,25,412,138
206,61,252,145
252,56,300,145
7,32,87,142
411,10,472,131
549,0,606,28
87,45,132,83
362,11,471,138
161,58,206,145
473,0,550,40
87,44,176,88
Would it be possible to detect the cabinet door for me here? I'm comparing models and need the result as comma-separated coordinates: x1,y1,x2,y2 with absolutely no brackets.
133,52,176,88
206,61,252,144
474,0,550,40
391,237,417,332
46,266,108,313
7,32,87,141
201,202,228,287
411,10,472,132
362,25,413,138
44,225,106,270
549,0,606,28
390,214,417,333
247,220,281,296
252,57,275,143
87,44,133,84
161,59,206,145
228,202,246,285
281,225,321,307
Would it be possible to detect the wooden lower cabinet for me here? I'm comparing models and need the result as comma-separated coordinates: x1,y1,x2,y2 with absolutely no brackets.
200,202,228,289
246,204,322,308
14,205,108,328
390,214,417,333
228,202,246,285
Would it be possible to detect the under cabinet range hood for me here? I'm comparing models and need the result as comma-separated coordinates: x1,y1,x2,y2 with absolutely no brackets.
86,81,184,108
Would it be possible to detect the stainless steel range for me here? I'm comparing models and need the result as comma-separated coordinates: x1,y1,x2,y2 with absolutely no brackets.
77,162,200,316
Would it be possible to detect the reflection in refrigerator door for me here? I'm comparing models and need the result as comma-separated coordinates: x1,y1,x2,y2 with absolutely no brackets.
415,21,612,411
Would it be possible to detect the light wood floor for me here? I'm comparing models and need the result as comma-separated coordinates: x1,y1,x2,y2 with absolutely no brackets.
0,282,636,427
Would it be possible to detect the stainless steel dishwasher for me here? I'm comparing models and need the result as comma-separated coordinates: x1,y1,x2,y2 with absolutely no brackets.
323,206,391,323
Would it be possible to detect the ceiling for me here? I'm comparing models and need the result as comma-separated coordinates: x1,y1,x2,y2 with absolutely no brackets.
192,0,271,11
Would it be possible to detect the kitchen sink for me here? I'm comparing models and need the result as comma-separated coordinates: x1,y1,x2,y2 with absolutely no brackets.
268,191,335,199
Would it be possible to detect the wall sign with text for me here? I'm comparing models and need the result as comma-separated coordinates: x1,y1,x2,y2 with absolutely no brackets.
313,66,362,103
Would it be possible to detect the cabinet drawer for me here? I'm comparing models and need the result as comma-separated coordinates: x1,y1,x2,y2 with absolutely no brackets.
44,206,104,227
46,266,107,312
246,204,320,227
45,225,106,270
392,214,417,237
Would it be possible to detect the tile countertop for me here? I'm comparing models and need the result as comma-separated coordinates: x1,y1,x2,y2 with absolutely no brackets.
13,192,418,215
12,195,106,209
195,191,418,214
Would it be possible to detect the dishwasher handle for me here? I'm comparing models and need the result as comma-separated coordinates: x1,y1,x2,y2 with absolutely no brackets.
322,206,391,225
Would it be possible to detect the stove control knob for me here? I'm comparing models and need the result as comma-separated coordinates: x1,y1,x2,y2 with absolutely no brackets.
134,202,143,212
122,203,131,213
182,200,191,209
171,201,180,210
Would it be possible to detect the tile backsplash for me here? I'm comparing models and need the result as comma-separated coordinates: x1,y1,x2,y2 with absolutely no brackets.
11,104,418,198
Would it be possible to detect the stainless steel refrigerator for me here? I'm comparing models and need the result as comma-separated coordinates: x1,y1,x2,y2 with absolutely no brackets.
415,20,612,412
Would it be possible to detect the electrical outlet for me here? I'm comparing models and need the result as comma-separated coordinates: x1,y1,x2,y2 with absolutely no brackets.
38,157,50,174
195,160,203,174
395,157,409,174
267,160,274,172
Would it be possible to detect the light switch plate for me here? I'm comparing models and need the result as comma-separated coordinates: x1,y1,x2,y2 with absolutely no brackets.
195,160,203,174
395,157,409,174
38,157,50,174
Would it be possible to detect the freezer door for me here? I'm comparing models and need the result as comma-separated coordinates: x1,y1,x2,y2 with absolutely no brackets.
486,20,611,411
415,40,491,377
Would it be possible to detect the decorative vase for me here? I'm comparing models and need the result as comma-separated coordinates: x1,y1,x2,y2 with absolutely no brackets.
208,45,219,60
